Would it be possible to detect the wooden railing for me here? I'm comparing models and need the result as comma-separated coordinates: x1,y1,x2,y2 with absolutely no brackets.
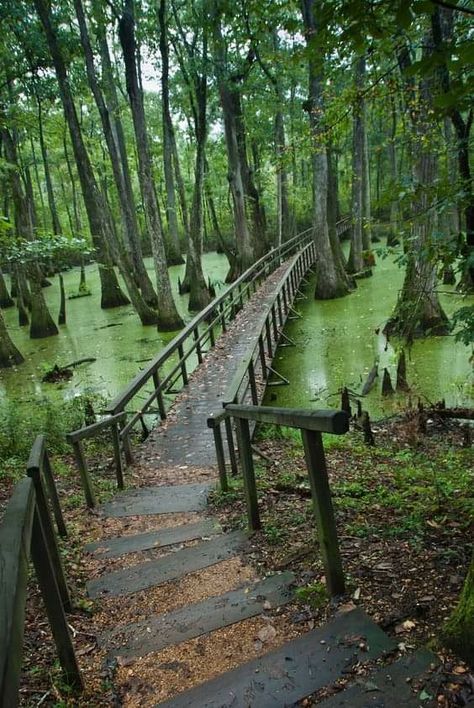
0,437,82,705
206,239,316,490
214,404,349,597
66,412,126,508
66,218,350,500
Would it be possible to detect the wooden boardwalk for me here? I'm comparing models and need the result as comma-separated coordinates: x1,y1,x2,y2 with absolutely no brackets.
85,256,437,706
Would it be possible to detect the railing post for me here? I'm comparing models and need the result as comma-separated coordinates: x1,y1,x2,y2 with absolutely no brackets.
70,440,96,508
111,422,124,489
258,335,266,378
282,284,289,314
152,372,167,420
177,343,188,385
235,418,261,531
301,429,345,597
219,302,226,332
30,507,83,690
265,317,273,359
42,451,67,538
248,359,259,405
209,324,215,347
27,465,72,611
212,424,228,492
271,304,278,341
193,328,203,364
224,417,239,476
120,421,134,466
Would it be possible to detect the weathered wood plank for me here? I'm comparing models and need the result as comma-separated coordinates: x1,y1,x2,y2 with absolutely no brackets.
100,482,213,518
0,479,35,708
85,519,221,558
101,572,295,657
157,609,395,708
87,531,247,598
225,404,349,434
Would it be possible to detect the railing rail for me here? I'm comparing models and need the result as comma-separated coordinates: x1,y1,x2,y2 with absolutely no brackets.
217,404,349,597
0,438,82,704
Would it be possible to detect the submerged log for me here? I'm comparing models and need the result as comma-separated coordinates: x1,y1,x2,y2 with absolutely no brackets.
361,364,378,396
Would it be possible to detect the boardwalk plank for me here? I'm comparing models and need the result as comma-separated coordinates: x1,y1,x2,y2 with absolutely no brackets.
100,571,295,657
85,519,222,559
100,483,213,518
157,609,395,708
87,531,247,598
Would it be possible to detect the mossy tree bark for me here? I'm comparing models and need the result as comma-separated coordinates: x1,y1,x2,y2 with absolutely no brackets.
119,0,184,331
171,3,211,310
442,553,474,665
348,56,365,275
302,0,351,300
159,0,184,266
212,3,255,279
1,126,58,339
0,308,24,367
34,0,130,311
386,40,448,339
0,269,14,308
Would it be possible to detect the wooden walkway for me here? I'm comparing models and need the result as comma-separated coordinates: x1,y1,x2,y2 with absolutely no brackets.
85,257,438,706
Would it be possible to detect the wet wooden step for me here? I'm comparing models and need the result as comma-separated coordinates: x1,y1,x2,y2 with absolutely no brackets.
157,608,395,708
100,483,213,518
318,648,438,707
87,530,247,599
85,519,221,559
101,571,295,658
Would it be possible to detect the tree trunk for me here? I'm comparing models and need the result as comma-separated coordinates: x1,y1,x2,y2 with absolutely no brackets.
301,0,350,299
158,0,184,265
34,0,130,311
63,133,82,235
0,308,24,368
118,0,183,330
387,94,400,246
211,6,254,279
348,56,365,275
75,0,159,324
275,109,295,245
0,269,14,308
97,27,158,307
442,552,474,665
58,273,66,325
1,127,58,339
361,81,372,254
387,41,448,339
37,96,62,235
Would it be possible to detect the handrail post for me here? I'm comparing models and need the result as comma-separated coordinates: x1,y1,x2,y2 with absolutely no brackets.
177,343,188,385
224,417,239,476
71,440,96,508
235,418,261,531
152,372,167,420
27,465,72,611
219,302,227,332
248,359,259,405
258,335,266,378
193,328,203,364
212,423,228,492
43,450,67,538
111,422,124,489
301,428,345,597
265,317,273,359
30,507,83,690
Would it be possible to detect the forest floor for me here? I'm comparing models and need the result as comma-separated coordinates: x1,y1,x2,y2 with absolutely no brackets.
6,411,473,706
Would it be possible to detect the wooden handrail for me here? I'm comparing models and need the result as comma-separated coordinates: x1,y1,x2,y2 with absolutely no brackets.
105,228,313,415
0,455,82,704
224,404,349,434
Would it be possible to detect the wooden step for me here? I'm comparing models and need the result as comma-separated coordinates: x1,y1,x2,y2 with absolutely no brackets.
85,519,221,559
101,482,213,518
87,530,247,599
100,571,295,658
157,608,395,707
318,648,438,706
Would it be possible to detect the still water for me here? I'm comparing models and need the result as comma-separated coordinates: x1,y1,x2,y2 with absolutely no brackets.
1,251,472,418
0,253,229,404
264,253,473,419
